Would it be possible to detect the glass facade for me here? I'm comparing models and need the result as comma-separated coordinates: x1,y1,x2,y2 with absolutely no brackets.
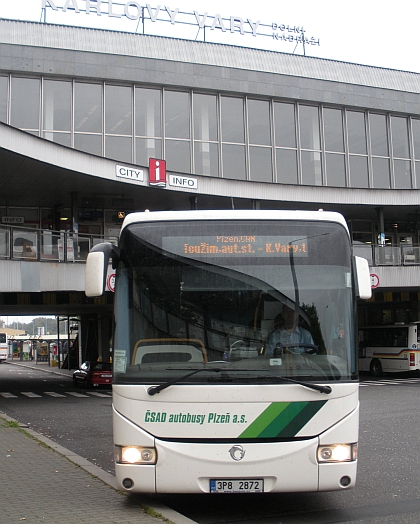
1,73,420,189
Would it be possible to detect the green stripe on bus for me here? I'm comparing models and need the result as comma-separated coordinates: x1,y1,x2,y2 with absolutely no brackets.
276,401,327,438
239,401,327,439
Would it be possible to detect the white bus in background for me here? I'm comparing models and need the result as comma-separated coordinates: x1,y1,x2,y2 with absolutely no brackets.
359,323,420,377
85,209,371,495
0,332,8,362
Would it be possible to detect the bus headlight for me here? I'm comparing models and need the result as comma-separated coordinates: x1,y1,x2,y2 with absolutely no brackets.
317,443,357,463
115,446,157,464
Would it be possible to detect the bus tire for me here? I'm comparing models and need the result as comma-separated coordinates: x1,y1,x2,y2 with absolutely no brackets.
370,359,382,377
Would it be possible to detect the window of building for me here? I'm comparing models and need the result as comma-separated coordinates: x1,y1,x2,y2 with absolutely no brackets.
372,156,391,188
105,84,132,136
136,87,161,138
323,107,344,152
75,134,102,156
194,141,218,176
299,105,320,151
165,139,190,173
221,96,245,144
390,116,410,159
10,77,40,131
347,111,367,154
276,148,298,184
6,73,420,193
0,75,8,123
164,90,190,139
43,79,71,133
136,138,162,167
45,132,71,147
222,143,246,180
249,146,272,182
412,119,420,160
105,135,132,163
193,93,217,141
274,102,296,148
248,99,271,146
369,113,389,157
75,82,102,133
104,84,133,162
416,161,420,188
325,153,346,187
247,99,271,182
135,87,162,166
164,90,190,171
349,155,369,188
221,96,245,179
301,150,322,185
193,93,218,176
393,159,412,189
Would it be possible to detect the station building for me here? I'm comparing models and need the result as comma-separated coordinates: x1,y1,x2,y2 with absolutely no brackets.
1,17,420,361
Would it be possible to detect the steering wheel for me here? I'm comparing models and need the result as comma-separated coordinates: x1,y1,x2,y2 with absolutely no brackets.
273,342,318,357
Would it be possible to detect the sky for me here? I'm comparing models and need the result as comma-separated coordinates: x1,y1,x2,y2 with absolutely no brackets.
1,316,55,325
1,0,420,73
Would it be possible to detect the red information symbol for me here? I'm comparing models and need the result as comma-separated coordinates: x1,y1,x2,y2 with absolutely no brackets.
370,274,379,289
107,273,116,293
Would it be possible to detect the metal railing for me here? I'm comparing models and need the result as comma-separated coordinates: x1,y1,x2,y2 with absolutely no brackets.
0,224,419,267
0,225,117,263
352,243,420,266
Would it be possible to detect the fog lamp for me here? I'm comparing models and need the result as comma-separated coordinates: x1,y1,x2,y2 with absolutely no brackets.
115,445,157,464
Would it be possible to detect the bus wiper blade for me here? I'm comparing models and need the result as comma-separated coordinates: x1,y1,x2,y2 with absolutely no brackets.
257,375,332,394
147,368,224,396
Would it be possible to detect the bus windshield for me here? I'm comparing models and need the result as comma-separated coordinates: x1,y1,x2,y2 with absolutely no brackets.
113,219,356,385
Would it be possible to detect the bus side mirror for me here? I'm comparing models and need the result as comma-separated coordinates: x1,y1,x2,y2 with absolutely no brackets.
85,242,118,297
354,256,372,300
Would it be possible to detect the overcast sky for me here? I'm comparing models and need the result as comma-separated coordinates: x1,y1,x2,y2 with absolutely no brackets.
1,0,420,73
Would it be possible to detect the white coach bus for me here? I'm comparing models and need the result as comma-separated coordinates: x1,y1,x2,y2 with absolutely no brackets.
0,332,8,362
85,210,371,494
359,323,420,377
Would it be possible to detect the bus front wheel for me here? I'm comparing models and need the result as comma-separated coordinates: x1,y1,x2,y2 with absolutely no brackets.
370,359,382,377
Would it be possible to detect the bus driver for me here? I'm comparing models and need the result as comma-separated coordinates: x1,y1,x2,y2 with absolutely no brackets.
265,305,314,356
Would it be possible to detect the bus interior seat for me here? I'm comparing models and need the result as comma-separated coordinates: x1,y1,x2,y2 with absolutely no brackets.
132,338,207,365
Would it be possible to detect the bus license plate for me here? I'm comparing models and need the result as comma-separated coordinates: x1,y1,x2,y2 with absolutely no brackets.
210,479,263,493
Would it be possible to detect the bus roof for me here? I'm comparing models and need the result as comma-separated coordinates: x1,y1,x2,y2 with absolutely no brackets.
121,209,349,234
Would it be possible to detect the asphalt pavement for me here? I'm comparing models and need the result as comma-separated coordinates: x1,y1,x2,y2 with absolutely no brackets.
0,359,196,524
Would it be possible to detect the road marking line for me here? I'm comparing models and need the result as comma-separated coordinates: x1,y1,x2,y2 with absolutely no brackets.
0,392,18,398
86,391,111,397
21,392,42,397
65,391,90,398
44,391,66,397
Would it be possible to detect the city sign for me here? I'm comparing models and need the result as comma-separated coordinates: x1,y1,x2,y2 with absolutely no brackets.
116,164,144,182
41,1,320,50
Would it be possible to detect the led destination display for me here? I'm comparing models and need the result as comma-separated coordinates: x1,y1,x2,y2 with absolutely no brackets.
162,235,308,258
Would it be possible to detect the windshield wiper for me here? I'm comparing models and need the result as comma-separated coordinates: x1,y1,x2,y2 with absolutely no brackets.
256,375,332,394
148,369,332,395
147,367,225,395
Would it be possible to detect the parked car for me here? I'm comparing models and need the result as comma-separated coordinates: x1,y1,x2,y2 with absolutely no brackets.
73,361,112,388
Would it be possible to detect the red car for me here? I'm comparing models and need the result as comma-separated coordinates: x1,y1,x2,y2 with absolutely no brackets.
73,361,112,388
